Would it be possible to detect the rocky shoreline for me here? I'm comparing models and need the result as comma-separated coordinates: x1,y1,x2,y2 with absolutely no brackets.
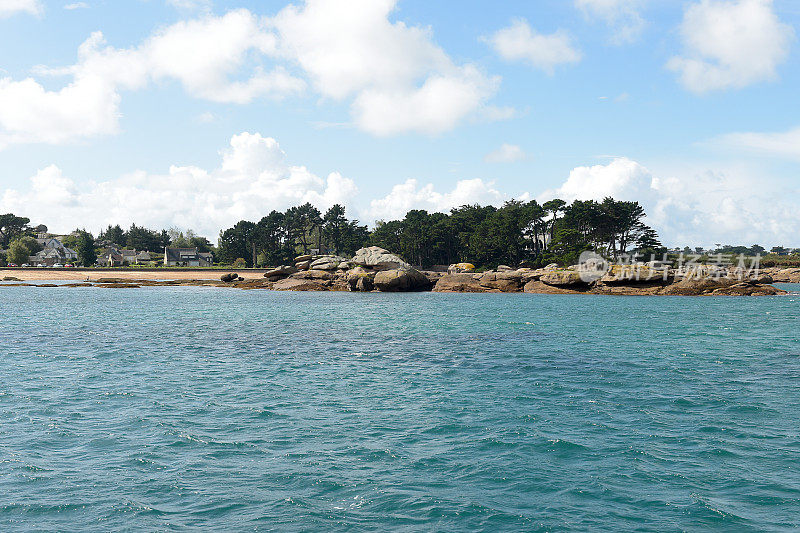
2,246,794,296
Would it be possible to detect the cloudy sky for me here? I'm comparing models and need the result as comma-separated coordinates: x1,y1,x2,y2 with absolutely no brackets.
1,0,798,247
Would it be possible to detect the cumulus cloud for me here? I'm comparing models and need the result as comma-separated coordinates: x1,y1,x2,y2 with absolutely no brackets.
575,0,645,43
542,157,800,247
1,2,504,146
369,178,508,221
484,143,526,163
711,126,800,161
667,0,794,93
0,10,305,148
0,132,358,237
0,0,41,17
486,18,581,73
269,0,500,135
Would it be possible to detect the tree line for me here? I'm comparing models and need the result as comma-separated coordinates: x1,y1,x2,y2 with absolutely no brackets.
217,197,664,268
6,199,800,269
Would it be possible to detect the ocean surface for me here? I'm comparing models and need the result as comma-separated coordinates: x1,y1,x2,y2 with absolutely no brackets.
1,283,799,531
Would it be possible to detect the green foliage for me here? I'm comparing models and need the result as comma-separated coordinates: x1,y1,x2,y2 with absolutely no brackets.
0,214,32,249
99,224,126,246
74,230,97,266
232,258,247,268
217,204,369,267
7,236,41,264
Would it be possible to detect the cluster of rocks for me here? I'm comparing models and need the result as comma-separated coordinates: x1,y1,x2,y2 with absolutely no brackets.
259,247,435,292
764,267,800,284
432,263,785,296
7,248,787,297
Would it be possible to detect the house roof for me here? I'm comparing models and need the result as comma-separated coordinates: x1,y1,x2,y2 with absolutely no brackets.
165,247,200,261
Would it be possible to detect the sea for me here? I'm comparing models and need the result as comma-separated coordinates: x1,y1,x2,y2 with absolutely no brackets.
1,283,799,531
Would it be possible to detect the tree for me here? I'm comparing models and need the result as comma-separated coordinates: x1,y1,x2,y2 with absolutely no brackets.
99,224,126,246
0,214,31,248
7,236,40,264
285,203,322,254
322,204,349,254
126,224,161,251
74,230,97,266
218,220,258,266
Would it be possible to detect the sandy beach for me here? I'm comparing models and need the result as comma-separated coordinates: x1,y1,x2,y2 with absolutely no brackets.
1,269,265,281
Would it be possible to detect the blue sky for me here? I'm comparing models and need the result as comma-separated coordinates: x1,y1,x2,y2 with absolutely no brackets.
0,0,798,247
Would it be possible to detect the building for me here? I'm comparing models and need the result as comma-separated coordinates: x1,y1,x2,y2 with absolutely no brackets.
97,247,124,267
164,247,213,267
29,236,77,266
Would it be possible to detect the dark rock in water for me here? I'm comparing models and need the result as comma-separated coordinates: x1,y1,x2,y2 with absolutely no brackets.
94,277,131,284
3,276,22,281
220,273,238,282
96,283,141,289
373,267,430,292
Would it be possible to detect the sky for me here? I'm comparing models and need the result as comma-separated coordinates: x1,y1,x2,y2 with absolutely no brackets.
0,0,799,248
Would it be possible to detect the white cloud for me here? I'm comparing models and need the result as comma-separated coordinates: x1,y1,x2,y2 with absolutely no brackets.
63,2,88,9
369,178,507,221
269,0,500,135
542,157,800,247
1,2,503,146
711,126,800,161
484,143,526,163
352,66,499,136
575,0,645,43
667,0,794,93
0,10,305,148
486,18,581,73
0,0,41,17
0,132,358,238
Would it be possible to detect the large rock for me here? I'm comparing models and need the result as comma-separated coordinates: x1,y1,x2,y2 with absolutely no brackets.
295,260,311,271
477,271,523,292
272,278,328,291
599,264,671,284
540,270,588,287
351,246,410,270
263,265,297,278
220,273,238,282
310,255,348,270
290,269,334,281
433,274,490,292
373,267,430,292
660,276,738,296
294,254,312,262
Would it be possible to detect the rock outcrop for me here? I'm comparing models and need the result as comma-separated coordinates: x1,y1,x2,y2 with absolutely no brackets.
272,278,328,291
373,267,430,292
310,255,348,270
351,247,410,270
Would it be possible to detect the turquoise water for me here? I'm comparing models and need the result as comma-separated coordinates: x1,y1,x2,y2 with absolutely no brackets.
1,284,800,531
